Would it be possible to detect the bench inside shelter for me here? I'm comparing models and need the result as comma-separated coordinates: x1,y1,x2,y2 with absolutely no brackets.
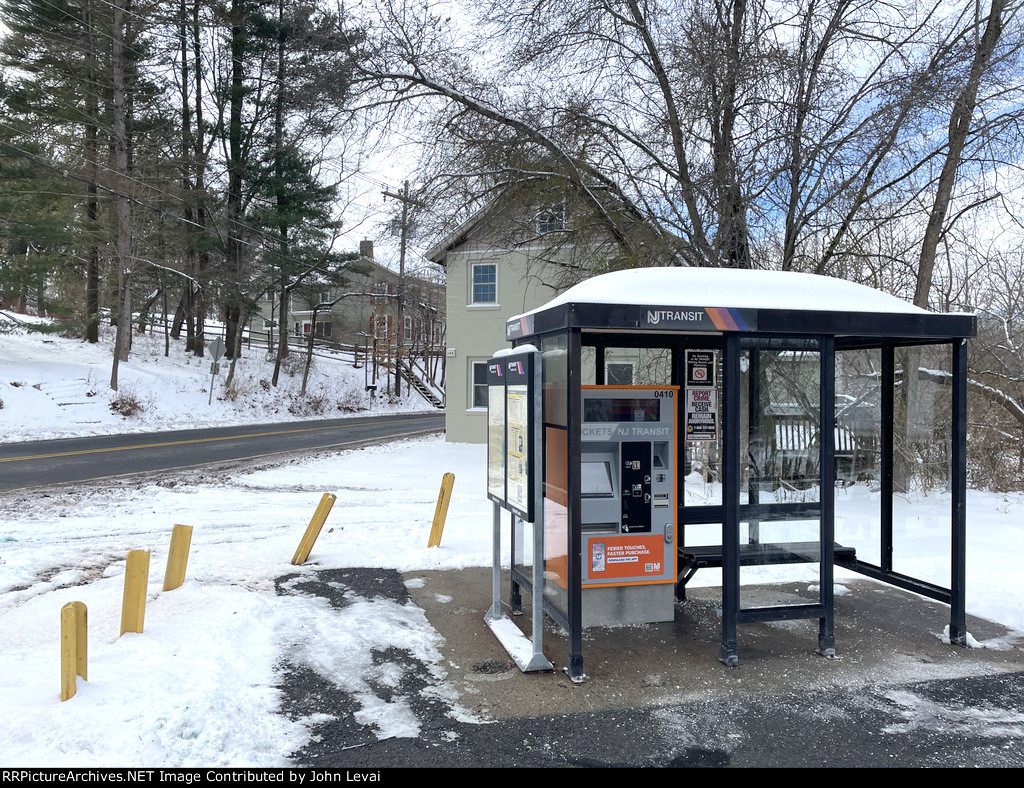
677,541,858,598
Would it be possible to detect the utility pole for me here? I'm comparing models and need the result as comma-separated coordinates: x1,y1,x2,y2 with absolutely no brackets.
381,181,425,397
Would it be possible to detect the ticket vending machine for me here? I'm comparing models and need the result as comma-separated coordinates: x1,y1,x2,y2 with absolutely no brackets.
579,386,678,626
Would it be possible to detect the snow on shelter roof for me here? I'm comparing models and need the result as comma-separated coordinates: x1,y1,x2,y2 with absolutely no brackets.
530,268,927,314
508,267,976,341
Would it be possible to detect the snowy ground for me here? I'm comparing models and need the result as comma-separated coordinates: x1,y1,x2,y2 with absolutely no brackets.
0,437,491,767
1,317,1023,767
0,312,433,442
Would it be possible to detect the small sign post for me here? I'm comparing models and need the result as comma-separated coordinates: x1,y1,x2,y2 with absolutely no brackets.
208,337,226,405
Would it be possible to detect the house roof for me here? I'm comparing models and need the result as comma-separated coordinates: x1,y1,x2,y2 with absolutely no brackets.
424,195,511,264
423,178,678,265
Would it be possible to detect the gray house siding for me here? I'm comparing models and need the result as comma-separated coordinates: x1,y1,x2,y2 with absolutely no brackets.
435,242,569,443
428,183,675,442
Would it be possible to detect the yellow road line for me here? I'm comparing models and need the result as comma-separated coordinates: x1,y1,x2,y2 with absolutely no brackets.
0,416,440,463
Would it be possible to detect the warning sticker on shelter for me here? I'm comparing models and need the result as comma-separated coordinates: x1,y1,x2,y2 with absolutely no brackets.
685,388,718,441
685,350,717,387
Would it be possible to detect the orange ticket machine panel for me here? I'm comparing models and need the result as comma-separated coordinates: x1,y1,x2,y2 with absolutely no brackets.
580,386,678,588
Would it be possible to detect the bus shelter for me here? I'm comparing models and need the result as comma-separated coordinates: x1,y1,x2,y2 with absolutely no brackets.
493,268,976,682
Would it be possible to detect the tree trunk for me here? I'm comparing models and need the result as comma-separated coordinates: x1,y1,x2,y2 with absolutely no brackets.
191,0,207,359
224,0,247,362
272,278,288,386
224,302,241,359
915,0,1005,308
225,312,247,389
184,282,196,351
271,6,289,387
137,289,160,333
84,0,101,344
301,308,318,396
171,285,191,339
711,0,751,269
110,0,133,390
163,285,169,357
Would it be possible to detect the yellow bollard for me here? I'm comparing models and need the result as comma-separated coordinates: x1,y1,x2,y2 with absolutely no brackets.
60,601,87,701
291,493,337,565
120,549,151,637
428,473,455,548
163,524,194,591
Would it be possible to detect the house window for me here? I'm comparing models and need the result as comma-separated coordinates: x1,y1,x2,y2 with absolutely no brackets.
315,321,332,337
471,361,488,409
536,203,565,235
404,316,412,341
373,315,394,340
471,263,496,304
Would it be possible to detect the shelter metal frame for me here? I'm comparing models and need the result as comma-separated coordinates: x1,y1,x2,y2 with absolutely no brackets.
504,300,975,681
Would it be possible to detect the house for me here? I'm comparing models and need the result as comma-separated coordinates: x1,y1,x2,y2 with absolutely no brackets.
426,181,677,442
257,240,446,404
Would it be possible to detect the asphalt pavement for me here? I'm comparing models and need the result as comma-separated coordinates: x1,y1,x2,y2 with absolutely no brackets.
279,565,1024,768
0,412,444,491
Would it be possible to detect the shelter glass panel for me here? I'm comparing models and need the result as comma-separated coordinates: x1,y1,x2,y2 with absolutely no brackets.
835,348,884,566
682,346,724,510
892,344,952,587
745,349,823,503
739,346,823,610
606,362,635,385
581,347,597,386
607,347,673,386
540,334,570,615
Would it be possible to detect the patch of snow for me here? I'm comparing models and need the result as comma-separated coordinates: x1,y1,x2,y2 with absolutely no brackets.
880,688,1024,738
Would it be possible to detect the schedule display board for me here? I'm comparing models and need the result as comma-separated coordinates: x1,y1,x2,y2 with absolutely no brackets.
486,348,541,521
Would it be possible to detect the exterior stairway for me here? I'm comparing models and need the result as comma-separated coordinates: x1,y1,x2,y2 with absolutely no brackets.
399,358,445,409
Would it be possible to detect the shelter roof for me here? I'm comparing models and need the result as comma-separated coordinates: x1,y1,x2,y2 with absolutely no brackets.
506,268,976,344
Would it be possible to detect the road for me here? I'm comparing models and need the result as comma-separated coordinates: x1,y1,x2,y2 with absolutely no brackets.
0,412,444,491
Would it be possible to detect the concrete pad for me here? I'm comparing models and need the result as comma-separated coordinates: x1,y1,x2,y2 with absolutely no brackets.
402,567,1024,722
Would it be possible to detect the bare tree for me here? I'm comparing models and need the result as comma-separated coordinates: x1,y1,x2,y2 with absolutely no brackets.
353,0,1024,294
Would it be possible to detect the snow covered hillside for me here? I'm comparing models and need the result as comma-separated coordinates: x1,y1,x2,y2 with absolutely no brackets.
0,312,435,442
